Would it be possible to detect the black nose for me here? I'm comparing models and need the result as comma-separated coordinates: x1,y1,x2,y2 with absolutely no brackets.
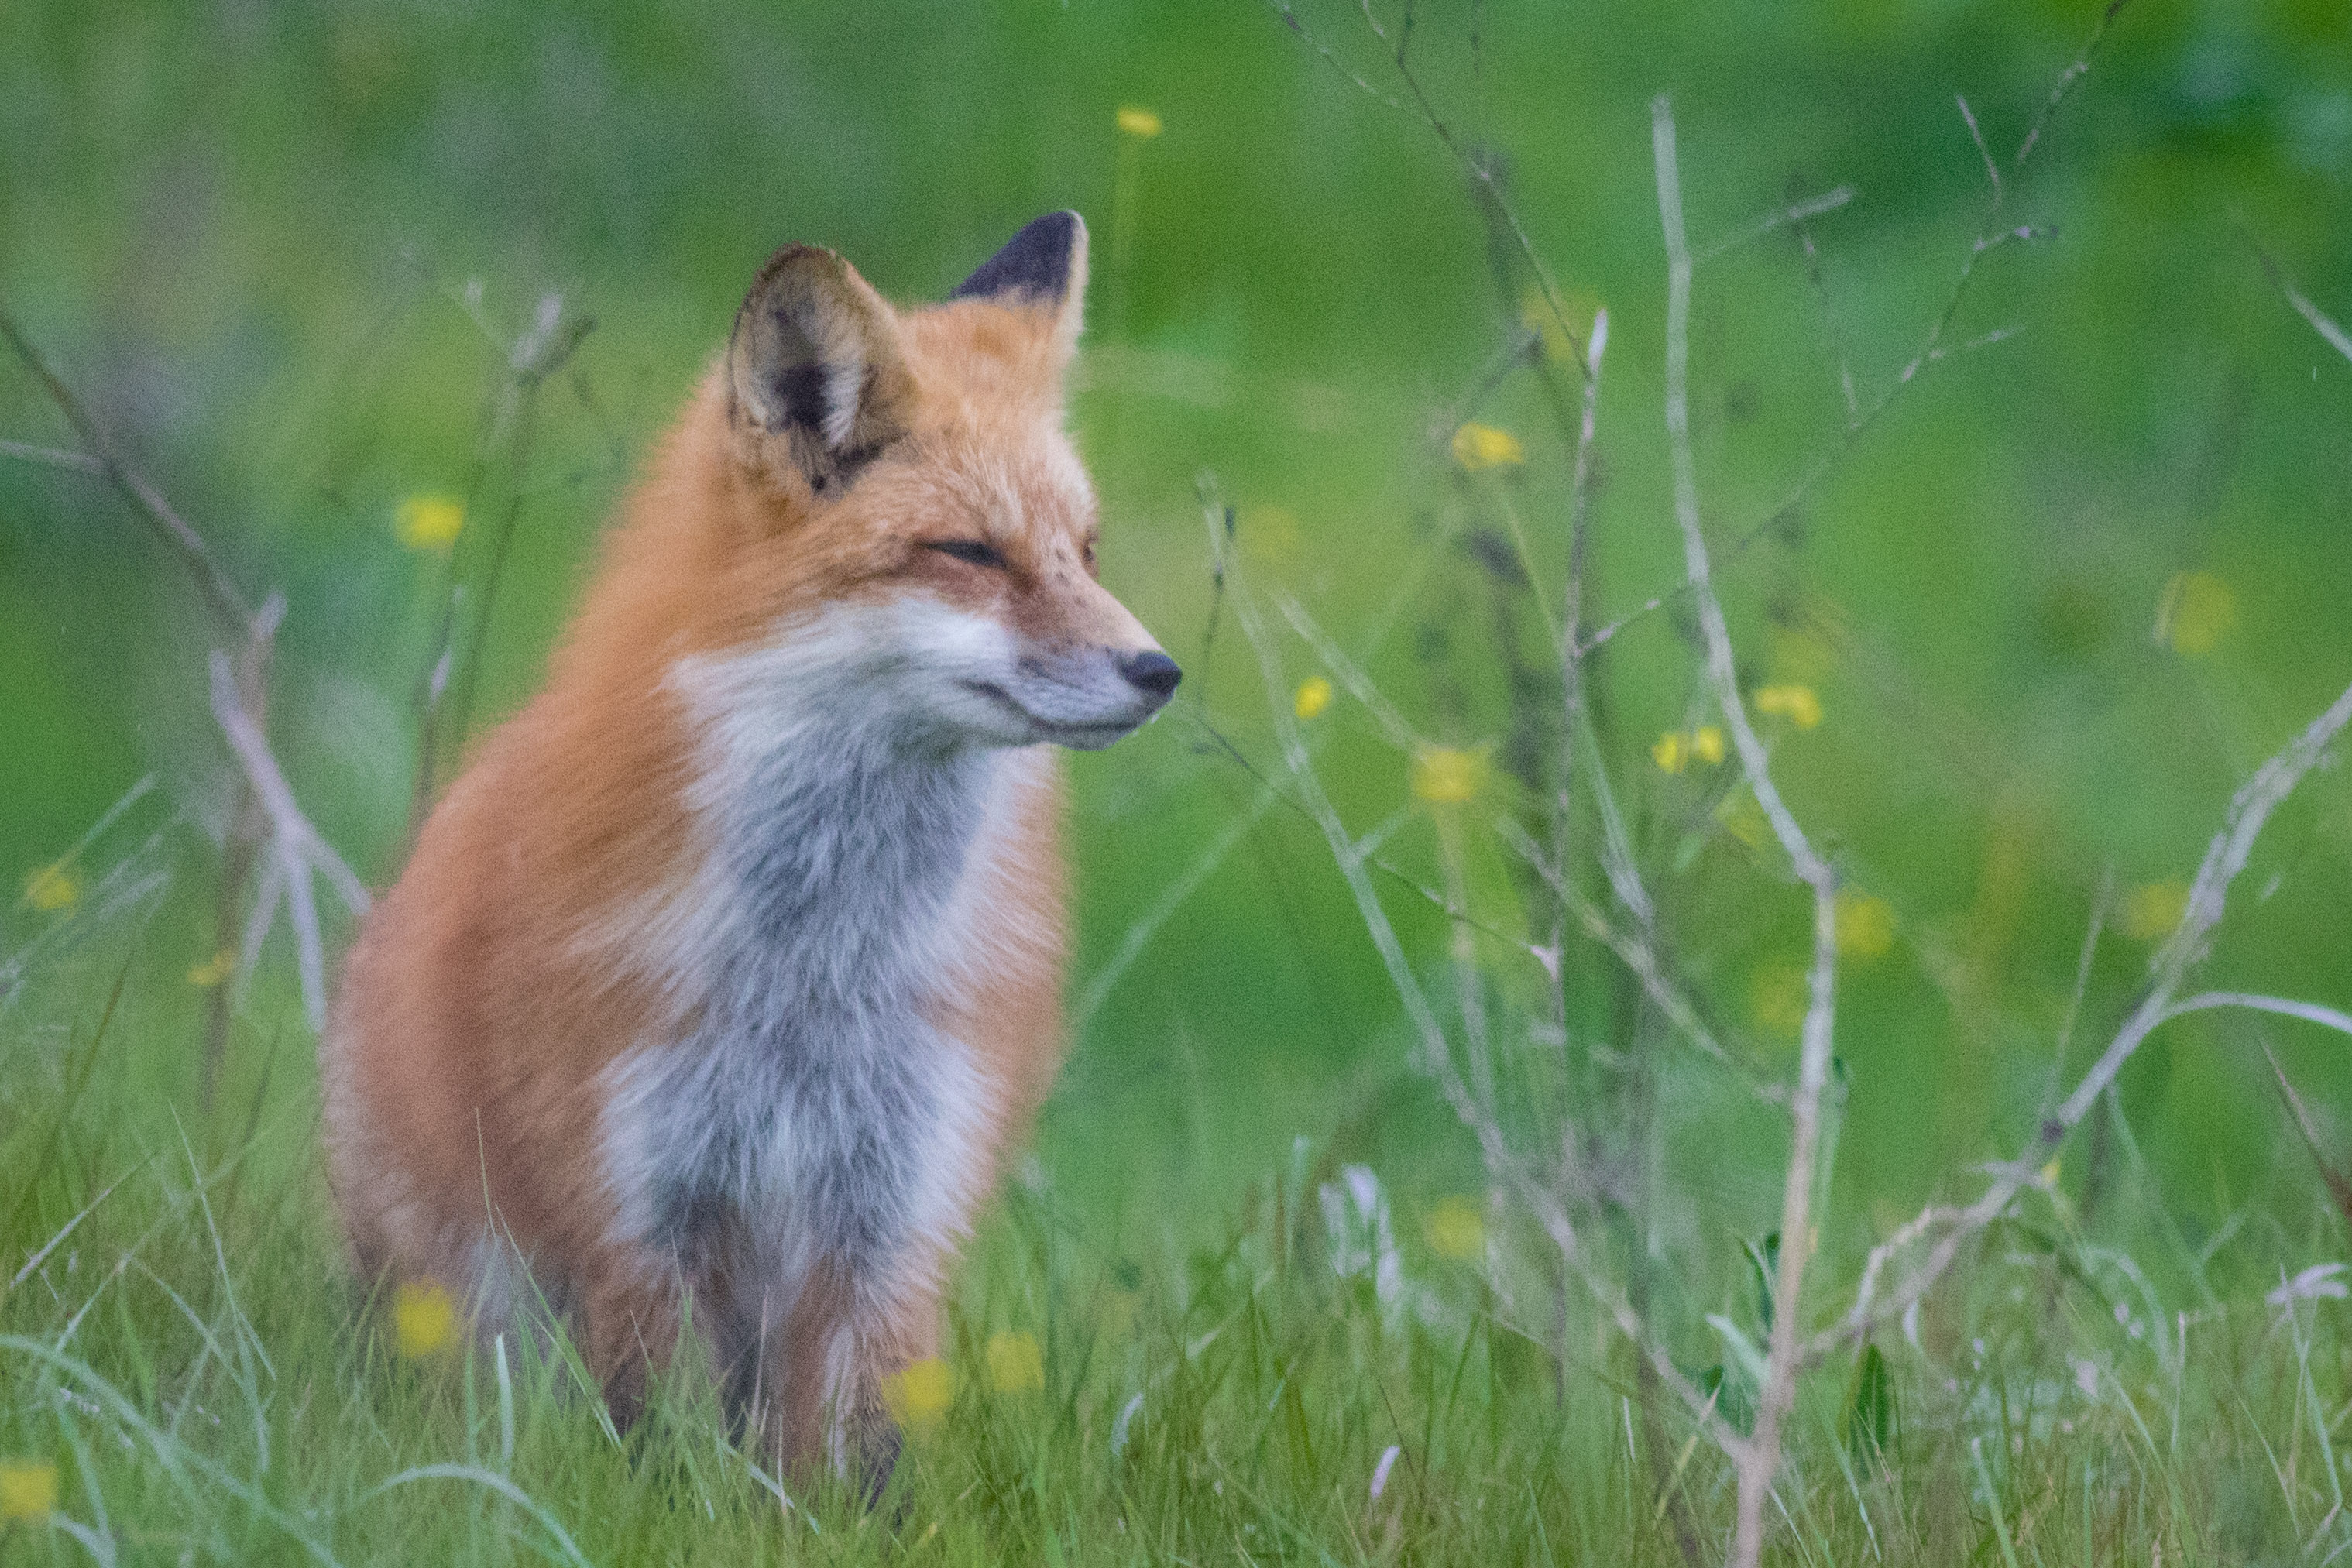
1120,650,1183,698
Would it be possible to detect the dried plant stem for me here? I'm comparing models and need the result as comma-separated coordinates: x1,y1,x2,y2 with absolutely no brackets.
1652,95,1839,1568
1,301,370,1062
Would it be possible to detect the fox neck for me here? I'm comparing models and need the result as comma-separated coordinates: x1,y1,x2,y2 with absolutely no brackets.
592,612,1018,1275
671,610,1006,1025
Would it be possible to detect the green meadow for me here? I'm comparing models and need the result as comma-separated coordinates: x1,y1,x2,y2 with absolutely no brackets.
4,2,2350,1561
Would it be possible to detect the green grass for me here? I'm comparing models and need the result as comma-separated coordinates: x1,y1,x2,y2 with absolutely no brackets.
4,979,2350,1564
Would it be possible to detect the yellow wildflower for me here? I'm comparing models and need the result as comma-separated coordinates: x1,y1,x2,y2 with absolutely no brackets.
1293,676,1333,720
1750,965,1809,1038
1652,729,1723,775
2039,1158,2062,1188
1115,105,1162,139
2155,571,2235,655
2119,879,2189,942
187,948,235,988
1410,746,1481,805
20,860,81,913
0,1460,57,1522
392,1278,458,1359
1423,1196,1485,1261
393,494,465,553
984,1330,1044,1395
885,1357,954,1431
1450,423,1524,470
1834,890,1897,959
1753,684,1822,730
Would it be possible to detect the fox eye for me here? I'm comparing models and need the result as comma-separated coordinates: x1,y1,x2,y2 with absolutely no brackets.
926,539,1009,571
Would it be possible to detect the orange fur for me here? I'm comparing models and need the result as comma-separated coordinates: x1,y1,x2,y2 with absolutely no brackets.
324,214,1169,1483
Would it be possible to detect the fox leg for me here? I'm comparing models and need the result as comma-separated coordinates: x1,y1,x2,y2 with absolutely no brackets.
578,1254,688,1434
743,1260,927,1500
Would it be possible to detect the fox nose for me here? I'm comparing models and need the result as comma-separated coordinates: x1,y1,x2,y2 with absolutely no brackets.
1119,650,1183,699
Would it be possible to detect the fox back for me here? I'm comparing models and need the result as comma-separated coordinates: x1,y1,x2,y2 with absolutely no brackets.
324,211,1176,1481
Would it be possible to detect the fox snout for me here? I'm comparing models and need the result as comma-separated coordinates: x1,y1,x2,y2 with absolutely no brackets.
973,631,1178,752
1121,650,1182,699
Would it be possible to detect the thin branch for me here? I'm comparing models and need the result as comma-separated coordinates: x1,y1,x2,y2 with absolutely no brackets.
1794,220,1859,427
2012,0,2134,171
0,437,101,473
0,304,256,636
1656,94,1840,1568
2246,232,2352,366
1693,185,1856,265
2165,992,2352,1041
1956,95,2002,204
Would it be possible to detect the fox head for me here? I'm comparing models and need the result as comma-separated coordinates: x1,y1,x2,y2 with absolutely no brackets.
706,211,1178,753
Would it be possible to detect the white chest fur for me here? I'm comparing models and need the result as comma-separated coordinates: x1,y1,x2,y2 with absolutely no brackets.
593,606,1036,1302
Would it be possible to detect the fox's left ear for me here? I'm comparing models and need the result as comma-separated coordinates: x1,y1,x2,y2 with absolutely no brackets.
952,211,1088,360
728,244,916,495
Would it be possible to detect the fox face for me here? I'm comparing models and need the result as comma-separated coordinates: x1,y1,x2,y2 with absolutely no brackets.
709,211,1178,753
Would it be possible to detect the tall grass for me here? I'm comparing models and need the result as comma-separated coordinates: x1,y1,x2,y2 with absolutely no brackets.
3,997,2348,1564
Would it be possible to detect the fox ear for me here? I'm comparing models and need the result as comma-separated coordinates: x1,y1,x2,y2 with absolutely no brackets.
952,211,1087,355
727,245,915,492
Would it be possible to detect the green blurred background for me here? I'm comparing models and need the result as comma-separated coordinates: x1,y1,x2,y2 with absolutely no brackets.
3,0,2347,1272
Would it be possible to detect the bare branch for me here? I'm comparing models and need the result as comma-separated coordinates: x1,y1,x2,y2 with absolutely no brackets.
2246,232,2352,366
1693,185,1856,265
0,437,101,473
1655,94,1839,1568
1956,94,2002,204
209,650,373,1030
2165,992,2352,1041
0,304,256,636
2013,0,2134,170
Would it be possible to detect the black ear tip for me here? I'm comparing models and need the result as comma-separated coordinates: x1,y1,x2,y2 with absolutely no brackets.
952,211,1085,304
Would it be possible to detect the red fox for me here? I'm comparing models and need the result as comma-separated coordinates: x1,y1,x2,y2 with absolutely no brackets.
324,212,1176,1483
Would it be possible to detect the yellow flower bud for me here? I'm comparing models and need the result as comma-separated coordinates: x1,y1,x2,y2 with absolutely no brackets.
1423,1196,1485,1261
1753,684,1822,729
1293,676,1333,720
2119,880,2189,942
1115,105,1162,139
1410,746,1481,804
1450,423,1524,470
885,1357,954,1431
1834,890,1897,959
394,494,465,553
20,861,81,913
0,1460,58,1522
392,1279,458,1358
